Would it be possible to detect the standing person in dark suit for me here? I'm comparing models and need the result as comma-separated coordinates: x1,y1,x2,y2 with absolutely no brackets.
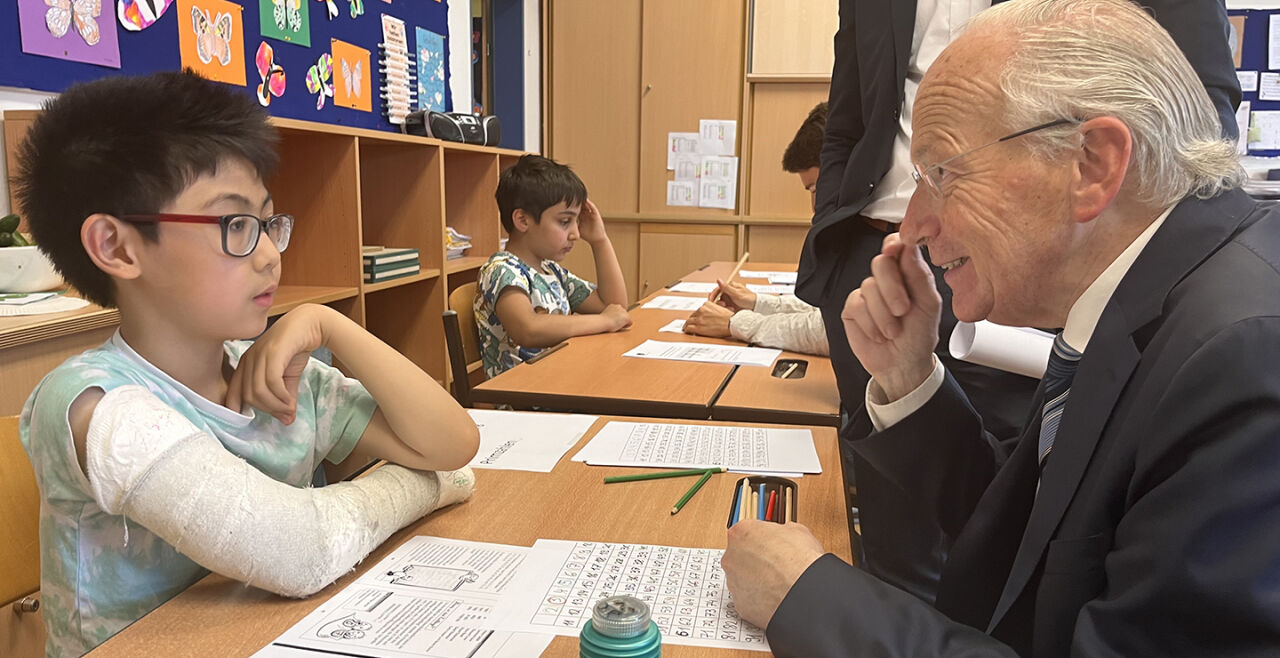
801,0,1241,601
722,0,1280,654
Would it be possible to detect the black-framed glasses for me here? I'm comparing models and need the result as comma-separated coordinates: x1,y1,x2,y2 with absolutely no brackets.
911,118,1079,198
118,213,294,257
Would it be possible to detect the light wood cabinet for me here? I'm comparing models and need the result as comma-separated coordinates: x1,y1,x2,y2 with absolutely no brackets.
0,111,523,415
745,223,809,263
637,223,738,298
749,0,839,75
745,82,830,217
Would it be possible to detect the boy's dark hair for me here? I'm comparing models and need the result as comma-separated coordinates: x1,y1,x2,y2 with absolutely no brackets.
781,101,828,173
495,154,587,233
14,69,279,308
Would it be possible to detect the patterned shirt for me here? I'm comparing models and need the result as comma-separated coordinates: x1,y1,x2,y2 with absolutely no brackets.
475,251,596,378
20,331,377,657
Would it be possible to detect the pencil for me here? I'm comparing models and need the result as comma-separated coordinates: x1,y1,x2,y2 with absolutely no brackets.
670,469,716,515
729,481,742,526
713,252,750,303
780,362,799,379
757,484,767,519
765,490,777,521
737,480,748,525
750,489,758,520
604,466,726,484
785,486,793,523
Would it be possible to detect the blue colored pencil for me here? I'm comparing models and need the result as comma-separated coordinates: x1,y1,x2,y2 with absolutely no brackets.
729,481,742,526
757,484,767,519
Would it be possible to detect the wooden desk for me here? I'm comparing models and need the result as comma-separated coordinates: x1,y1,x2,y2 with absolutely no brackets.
712,352,841,427
89,417,849,657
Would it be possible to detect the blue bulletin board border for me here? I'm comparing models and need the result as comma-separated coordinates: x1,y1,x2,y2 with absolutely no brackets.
0,0,454,132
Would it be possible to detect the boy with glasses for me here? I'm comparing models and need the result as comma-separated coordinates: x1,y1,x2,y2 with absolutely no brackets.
15,70,480,656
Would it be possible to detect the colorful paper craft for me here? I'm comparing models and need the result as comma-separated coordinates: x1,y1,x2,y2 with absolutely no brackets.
177,0,244,84
117,0,173,31
315,0,336,20
305,52,334,109
332,39,371,112
18,0,120,66
348,0,362,18
259,0,308,45
255,41,286,107
416,26,445,112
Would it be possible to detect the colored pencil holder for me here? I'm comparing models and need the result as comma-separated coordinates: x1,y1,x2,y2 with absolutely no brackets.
726,475,797,527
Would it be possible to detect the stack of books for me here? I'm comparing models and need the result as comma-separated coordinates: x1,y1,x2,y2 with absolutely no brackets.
362,246,420,283
445,227,472,260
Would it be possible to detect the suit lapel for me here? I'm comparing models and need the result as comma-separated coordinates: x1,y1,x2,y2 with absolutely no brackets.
985,190,1258,631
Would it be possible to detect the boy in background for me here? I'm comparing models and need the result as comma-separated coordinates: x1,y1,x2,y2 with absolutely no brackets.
684,103,828,356
476,155,630,377
16,71,480,656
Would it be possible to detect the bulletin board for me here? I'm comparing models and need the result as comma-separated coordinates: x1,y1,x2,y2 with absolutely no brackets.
0,0,455,132
1231,9,1280,155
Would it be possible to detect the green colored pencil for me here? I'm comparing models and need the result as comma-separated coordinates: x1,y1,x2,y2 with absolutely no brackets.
604,466,725,484
670,469,717,515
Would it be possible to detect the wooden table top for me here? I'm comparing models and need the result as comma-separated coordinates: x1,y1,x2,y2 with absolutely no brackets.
88,416,849,658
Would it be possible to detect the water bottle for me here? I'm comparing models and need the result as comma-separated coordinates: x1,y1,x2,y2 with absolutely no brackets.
579,595,662,658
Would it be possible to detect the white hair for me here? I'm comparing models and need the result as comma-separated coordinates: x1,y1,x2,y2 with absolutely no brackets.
969,0,1242,207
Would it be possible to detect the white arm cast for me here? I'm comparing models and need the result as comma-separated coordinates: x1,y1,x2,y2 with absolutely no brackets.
84,385,474,598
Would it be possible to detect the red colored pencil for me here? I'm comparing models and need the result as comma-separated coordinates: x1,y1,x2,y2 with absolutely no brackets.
765,489,778,521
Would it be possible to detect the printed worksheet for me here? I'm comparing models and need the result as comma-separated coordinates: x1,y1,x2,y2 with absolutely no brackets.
641,296,707,311
745,284,795,295
658,319,687,333
253,537,552,658
622,339,780,367
492,540,769,652
467,409,599,472
572,421,821,473
667,281,718,294
737,270,791,280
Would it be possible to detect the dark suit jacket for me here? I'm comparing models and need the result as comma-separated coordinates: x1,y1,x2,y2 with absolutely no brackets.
768,189,1280,656
796,0,1242,602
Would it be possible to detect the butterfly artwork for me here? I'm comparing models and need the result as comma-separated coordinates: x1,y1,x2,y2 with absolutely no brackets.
255,41,286,107
270,0,300,32
116,0,172,31
341,58,362,99
315,0,336,20
347,0,361,18
305,53,334,110
46,0,102,45
191,7,232,66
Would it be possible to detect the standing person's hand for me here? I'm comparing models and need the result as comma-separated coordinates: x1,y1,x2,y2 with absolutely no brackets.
723,520,825,629
842,233,942,401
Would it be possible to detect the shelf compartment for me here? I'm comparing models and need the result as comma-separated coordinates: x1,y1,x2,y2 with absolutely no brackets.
363,276,447,381
362,269,441,294
442,150,501,263
358,139,446,273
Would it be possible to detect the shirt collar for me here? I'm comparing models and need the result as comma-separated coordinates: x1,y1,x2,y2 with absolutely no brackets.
1061,205,1175,352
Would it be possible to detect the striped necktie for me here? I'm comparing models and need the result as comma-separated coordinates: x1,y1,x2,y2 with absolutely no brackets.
1039,333,1083,465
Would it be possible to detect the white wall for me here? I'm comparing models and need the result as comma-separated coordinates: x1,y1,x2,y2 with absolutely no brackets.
522,0,541,153
0,86,58,216
448,0,474,113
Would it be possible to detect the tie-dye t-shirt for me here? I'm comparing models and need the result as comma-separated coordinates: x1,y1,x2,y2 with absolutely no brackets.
19,331,377,657
475,251,596,378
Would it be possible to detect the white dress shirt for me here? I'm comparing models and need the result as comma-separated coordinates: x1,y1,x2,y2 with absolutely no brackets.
867,205,1176,430
861,0,991,223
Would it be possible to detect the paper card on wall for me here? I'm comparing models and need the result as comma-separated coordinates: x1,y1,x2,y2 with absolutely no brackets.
315,0,337,20
1239,71,1259,94
1230,15,1245,68
667,181,698,207
304,52,334,109
673,153,701,181
332,39,372,112
347,0,363,18
667,132,699,169
259,0,309,45
1237,101,1251,155
1248,110,1280,151
254,41,286,107
1261,73,1280,101
17,0,122,67
1269,15,1280,70
700,155,738,181
699,119,737,156
118,0,175,31
699,179,736,210
177,0,245,84
416,27,447,111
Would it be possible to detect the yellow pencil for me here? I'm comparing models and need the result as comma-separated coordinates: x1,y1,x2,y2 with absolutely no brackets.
780,362,799,379
785,487,793,523
737,480,748,525
750,489,759,521
714,252,750,304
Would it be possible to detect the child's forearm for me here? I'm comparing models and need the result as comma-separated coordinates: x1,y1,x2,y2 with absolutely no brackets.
511,312,620,348
320,307,478,469
588,237,629,306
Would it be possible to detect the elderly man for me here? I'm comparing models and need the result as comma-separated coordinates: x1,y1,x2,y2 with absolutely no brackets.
722,0,1280,654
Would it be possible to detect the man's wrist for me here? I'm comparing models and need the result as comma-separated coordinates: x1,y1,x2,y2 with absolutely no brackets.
876,359,935,402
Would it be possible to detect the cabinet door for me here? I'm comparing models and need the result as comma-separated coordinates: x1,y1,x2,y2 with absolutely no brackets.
638,0,745,214
745,224,809,264
547,0,641,215
746,83,830,218
559,220,641,304
637,223,737,297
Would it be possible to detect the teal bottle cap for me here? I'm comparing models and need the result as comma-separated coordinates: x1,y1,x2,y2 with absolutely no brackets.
590,595,652,639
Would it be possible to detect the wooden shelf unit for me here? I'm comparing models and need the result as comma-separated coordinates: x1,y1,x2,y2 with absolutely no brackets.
0,110,522,415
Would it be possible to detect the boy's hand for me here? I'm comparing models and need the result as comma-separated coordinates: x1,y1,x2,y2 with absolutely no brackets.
684,302,734,338
578,199,609,245
601,303,633,332
710,278,757,312
226,304,334,424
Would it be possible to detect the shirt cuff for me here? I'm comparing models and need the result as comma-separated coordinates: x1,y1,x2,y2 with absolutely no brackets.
752,293,781,315
866,355,944,431
728,310,763,342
